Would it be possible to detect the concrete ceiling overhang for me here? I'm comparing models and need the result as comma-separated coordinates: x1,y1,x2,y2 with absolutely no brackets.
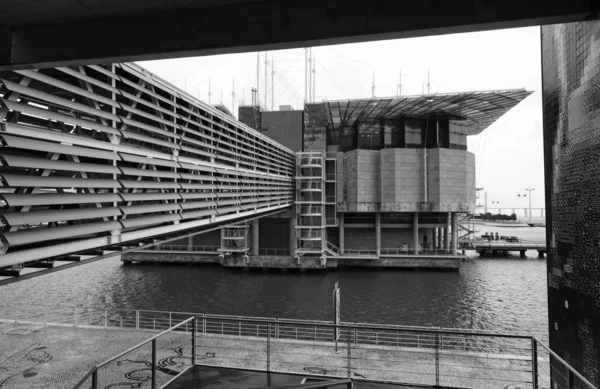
321,89,534,135
0,0,597,70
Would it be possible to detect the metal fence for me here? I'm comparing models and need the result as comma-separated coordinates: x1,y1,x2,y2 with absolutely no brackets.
72,317,195,389
380,247,454,256
258,248,291,256
0,303,594,389
140,245,220,253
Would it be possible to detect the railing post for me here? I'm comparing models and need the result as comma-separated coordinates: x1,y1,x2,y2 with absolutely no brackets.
275,318,279,339
531,338,538,389
435,332,440,387
568,369,574,389
151,338,157,389
169,312,172,328
136,311,139,331
192,318,197,366
91,368,98,389
203,315,206,334
267,323,271,372
347,326,352,379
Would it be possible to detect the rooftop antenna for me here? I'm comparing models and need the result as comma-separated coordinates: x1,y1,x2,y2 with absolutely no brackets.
256,52,260,107
271,54,275,110
427,67,431,94
304,48,308,104
422,80,425,95
371,71,375,98
398,69,402,97
312,52,316,103
264,52,268,111
231,77,235,117
208,78,212,104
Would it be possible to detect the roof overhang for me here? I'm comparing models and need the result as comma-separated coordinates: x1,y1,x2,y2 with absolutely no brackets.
318,89,533,135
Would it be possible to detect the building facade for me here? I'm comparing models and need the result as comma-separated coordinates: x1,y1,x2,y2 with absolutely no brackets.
234,91,530,264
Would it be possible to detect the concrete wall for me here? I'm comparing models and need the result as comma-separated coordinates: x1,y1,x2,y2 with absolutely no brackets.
259,217,290,249
345,228,376,250
380,148,424,211
427,148,476,212
261,110,304,152
344,150,380,211
542,21,600,386
339,148,475,212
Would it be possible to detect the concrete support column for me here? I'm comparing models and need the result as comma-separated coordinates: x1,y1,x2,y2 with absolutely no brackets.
437,228,443,249
432,228,438,249
413,212,419,255
451,212,458,255
444,213,450,252
339,213,345,254
251,219,259,256
188,236,193,250
375,212,381,255
290,209,297,257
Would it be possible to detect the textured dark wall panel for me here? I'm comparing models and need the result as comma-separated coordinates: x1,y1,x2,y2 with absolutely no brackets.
542,21,600,386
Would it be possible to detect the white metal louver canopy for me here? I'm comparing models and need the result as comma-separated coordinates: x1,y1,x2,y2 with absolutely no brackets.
321,89,532,135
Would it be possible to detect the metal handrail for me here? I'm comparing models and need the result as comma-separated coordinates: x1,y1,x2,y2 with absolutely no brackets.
536,339,597,389
72,316,195,389
53,306,597,389
252,379,352,389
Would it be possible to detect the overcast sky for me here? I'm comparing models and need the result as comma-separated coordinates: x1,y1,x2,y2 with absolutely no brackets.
138,26,544,215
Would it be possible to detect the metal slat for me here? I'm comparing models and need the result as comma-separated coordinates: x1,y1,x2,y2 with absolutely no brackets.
0,155,121,174
119,214,181,229
0,174,121,188
0,134,120,161
0,193,121,206
0,220,122,246
119,193,181,202
120,203,181,215
1,99,121,136
2,207,122,226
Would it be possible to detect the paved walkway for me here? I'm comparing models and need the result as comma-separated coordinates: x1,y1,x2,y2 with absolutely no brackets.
0,322,188,389
0,321,538,389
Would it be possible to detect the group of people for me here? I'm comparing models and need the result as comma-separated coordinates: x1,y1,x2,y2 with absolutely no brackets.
482,232,500,241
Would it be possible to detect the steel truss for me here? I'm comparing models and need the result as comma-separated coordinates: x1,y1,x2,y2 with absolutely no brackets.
0,63,295,272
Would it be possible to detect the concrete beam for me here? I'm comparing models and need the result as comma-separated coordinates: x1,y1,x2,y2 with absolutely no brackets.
0,0,595,70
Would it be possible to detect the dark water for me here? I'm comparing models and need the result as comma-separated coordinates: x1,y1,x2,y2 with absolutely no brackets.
0,227,549,343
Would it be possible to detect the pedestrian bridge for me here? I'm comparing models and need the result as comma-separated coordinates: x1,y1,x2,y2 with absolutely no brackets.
467,241,547,258
0,63,295,276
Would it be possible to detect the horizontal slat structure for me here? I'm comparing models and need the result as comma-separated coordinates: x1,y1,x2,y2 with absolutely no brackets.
0,63,295,265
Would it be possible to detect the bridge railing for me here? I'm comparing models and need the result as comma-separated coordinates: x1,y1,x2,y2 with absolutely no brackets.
0,303,594,389
66,313,596,389
72,317,196,389
139,245,221,253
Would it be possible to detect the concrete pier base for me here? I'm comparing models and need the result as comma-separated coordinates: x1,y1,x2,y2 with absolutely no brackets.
122,252,463,271
520,250,526,258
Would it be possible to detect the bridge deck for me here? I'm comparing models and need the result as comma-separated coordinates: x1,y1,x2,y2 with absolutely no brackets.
0,63,295,271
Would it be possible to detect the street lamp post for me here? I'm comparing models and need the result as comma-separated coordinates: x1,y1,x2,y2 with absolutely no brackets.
525,188,535,224
518,188,535,223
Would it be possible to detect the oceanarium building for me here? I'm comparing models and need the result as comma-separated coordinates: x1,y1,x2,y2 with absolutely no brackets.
203,90,530,268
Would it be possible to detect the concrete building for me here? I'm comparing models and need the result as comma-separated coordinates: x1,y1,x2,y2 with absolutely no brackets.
223,91,531,268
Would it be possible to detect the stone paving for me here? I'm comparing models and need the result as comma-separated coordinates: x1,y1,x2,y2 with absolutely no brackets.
0,322,191,389
0,321,538,389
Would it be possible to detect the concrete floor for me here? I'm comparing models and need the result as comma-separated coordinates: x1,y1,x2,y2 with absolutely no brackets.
0,322,191,389
168,366,420,389
0,322,535,389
